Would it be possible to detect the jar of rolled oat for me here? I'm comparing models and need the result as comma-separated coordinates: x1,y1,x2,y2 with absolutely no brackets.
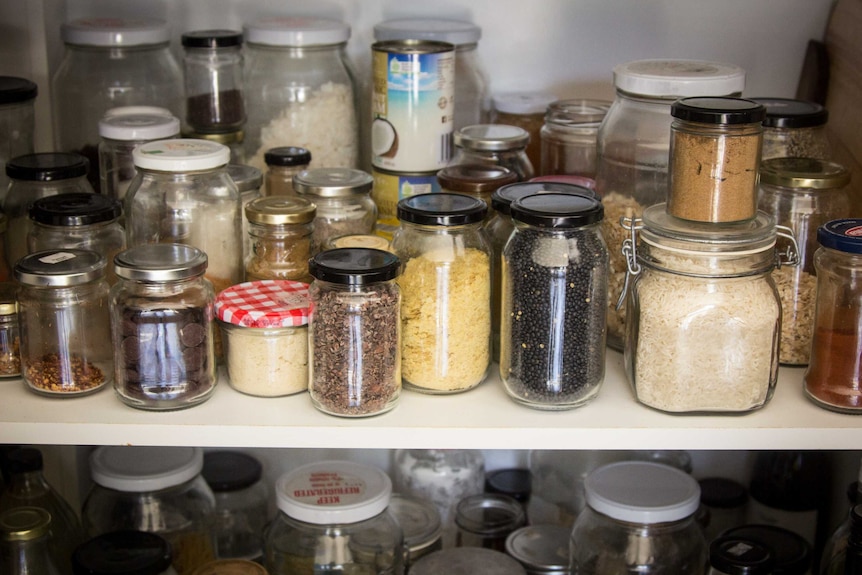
244,196,315,283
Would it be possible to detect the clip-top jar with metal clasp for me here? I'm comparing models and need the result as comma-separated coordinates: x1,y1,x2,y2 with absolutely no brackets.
451,124,535,181
244,196,315,283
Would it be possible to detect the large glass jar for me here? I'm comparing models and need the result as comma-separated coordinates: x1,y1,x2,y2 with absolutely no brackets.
540,99,610,179
753,97,832,161
491,92,557,174
570,461,707,575
182,30,245,135
243,17,358,172
0,76,37,199
758,157,852,366
597,59,746,351
15,249,112,397
392,193,491,394
82,446,217,575
244,196,315,283
263,146,311,197
264,460,404,575
451,124,535,181
501,192,608,410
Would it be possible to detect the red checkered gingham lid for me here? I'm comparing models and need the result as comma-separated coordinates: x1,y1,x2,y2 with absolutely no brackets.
215,280,310,328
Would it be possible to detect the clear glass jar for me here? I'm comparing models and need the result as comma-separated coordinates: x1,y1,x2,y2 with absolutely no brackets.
540,99,610,178
82,446,217,575
451,124,535,181
411,547,527,575
392,193,491,394
244,196,315,283
501,192,608,410
263,146,311,197
52,18,184,191
110,243,216,410
436,164,518,222
571,461,706,575
492,92,557,174
597,59,746,351
294,167,377,254
0,507,64,575
454,494,526,552
709,536,775,575
0,215,10,282
308,247,401,417
484,469,532,512
15,249,112,397
243,17,359,172
0,77,37,200
125,139,241,295
698,477,749,545
0,284,20,378
227,164,263,266
753,97,832,161
73,531,178,575
182,30,245,135
387,494,443,569
758,158,851,366
215,280,309,397
721,525,811,575
264,460,404,575
505,525,571,575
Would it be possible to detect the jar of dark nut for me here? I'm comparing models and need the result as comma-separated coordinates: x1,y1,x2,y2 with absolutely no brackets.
244,196,315,283
14,249,112,396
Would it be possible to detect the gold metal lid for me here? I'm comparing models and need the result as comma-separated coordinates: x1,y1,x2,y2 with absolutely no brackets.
0,507,51,542
245,196,316,225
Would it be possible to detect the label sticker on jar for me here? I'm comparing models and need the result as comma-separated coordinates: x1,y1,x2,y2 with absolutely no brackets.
39,252,77,264
288,470,367,507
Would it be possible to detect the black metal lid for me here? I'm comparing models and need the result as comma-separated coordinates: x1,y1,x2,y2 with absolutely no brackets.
485,468,531,503
5,447,43,474
309,248,401,285
699,477,748,508
491,181,597,215
671,97,766,125
264,146,312,167
752,97,829,129
709,536,775,575
72,531,173,575
5,153,89,181
181,29,243,48
0,76,38,104
201,450,263,492
721,525,811,575
818,219,862,255
397,192,487,226
30,193,121,226
510,192,604,228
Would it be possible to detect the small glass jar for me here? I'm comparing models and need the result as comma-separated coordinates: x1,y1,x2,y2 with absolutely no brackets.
82,446,217,575
264,460,404,575
720,525,811,575
758,157,851,366
501,193,608,410
308,248,401,417
540,99,610,178
215,280,309,397
451,124,535,181
392,193,491,394
698,477,749,545
244,196,315,283
387,494,443,569
110,244,216,411
263,147,311,196
125,139,241,295
753,97,832,161
0,286,19,378
294,167,376,254
708,536,775,575
455,494,526,552
0,507,64,575
571,461,706,575
0,77,37,199
436,164,518,222
505,525,571,575
182,30,245,135
491,92,557,173
15,249,112,396
411,547,527,575
73,531,178,575
227,164,263,266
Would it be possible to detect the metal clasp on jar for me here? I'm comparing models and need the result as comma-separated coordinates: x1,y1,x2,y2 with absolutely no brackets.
618,216,644,310
775,224,801,268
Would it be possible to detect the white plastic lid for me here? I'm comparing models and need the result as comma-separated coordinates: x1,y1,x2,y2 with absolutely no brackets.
61,18,171,47
244,17,350,46
132,139,230,172
89,446,203,492
104,106,173,118
373,18,481,45
584,461,700,524
99,113,181,141
275,460,392,524
613,59,746,98
492,91,557,115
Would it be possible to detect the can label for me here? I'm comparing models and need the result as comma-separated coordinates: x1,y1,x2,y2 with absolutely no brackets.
372,41,455,172
372,167,441,218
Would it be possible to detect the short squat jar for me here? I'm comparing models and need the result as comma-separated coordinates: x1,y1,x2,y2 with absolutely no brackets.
540,98,610,179
244,196,315,283
451,124,535,181
263,146,311,196
500,192,608,410
753,97,831,161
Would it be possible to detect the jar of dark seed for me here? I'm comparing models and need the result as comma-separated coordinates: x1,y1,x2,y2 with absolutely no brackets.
110,243,216,411
308,247,401,417
15,249,112,396
264,146,311,197
500,192,608,410
0,284,20,378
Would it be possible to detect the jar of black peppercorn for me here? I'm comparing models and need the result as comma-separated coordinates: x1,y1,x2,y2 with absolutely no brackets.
181,30,246,135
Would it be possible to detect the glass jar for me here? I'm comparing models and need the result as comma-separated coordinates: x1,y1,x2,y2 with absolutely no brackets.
698,477,749,545
52,18,184,190
263,146,311,197
186,131,246,165
294,167,376,254
392,193,491,394
264,460,404,575
73,531,177,575
571,461,706,575
182,30,245,135
540,99,610,178
0,507,64,575
709,536,775,575
501,192,608,410
215,280,309,397
505,525,571,575
455,494,526,552
485,469,532,512
110,243,216,410
451,124,535,181
244,196,315,283
436,164,518,222
15,249,112,396
411,547,527,575
492,92,557,173
0,77,37,200
227,164,263,266
0,284,19,378
597,59,746,351
0,215,10,282
125,139,241,295
243,17,359,172
721,525,811,575
308,247,401,417
758,157,852,366
753,97,832,161
387,494,443,569
82,446,217,575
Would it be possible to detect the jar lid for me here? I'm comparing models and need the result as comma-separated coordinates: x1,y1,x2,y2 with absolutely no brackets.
373,18,481,45
752,97,829,129
397,192,487,226
721,525,811,575
182,29,243,48
132,139,230,172
510,192,603,228
492,181,597,215
275,460,392,524
14,249,106,286
710,536,775,575
99,112,180,141
759,157,850,190
437,164,518,194
641,204,777,254
4,447,43,473
388,494,443,554
228,164,263,193
113,244,208,282
215,280,310,328
455,494,525,536
411,548,527,575
545,99,611,125
6,152,89,181
492,92,557,115
30,193,122,226
104,105,173,119
0,507,51,542
505,525,571,573
244,196,315,225
294,167,373,198
529,174,597,190
0,76,38,104
613,59,746,98
61,18,171,47
584,461,701,523
244,17,350,46
89,446,204,492
818,219,862,254
265,146,312,167
454,124,530,152
698,477,748,509
309,248,401,285
328,234,391,251
201,450,263,492
485,468,532,503
671,97,766,124
72,531,173,575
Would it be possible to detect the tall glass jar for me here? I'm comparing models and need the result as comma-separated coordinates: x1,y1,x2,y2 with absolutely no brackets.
182,30,245,135
436,164,517,222
540,99,610,178
263,146,311,196
243,17,359,172
0,77,37,199
392,193,491,394
492,92,557,173
244,196,315,282
15,249,112,397
753,97,832,161
451,124,535,181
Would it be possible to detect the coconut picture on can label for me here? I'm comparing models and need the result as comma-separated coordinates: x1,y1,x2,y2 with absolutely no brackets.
372,40,455,172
